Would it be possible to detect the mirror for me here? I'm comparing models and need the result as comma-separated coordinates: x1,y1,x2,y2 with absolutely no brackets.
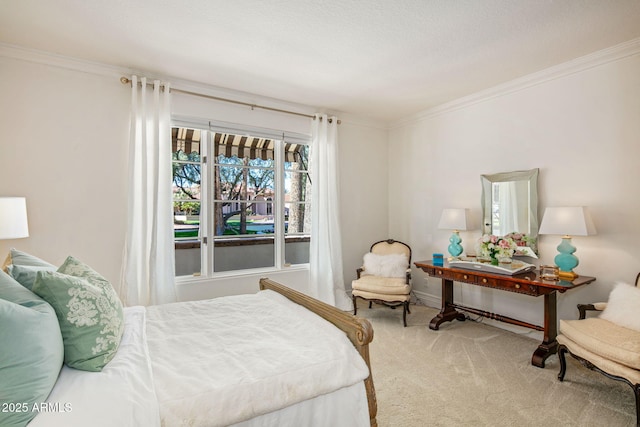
481,168,539,253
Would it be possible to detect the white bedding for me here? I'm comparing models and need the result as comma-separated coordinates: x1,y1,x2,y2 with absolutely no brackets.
29,290,371,427
145,290,370,427
231,381,369,427
29,307,161,427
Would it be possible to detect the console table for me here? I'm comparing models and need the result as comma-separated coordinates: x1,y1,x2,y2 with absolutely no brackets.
414,260,596,368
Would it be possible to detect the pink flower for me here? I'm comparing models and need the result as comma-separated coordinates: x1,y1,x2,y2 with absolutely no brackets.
490,235,498,244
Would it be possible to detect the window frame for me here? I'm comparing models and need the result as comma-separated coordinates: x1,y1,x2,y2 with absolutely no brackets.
172,118,311,280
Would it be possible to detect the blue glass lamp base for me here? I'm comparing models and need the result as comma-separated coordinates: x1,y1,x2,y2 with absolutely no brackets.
447,231,463,258
555,236,579,279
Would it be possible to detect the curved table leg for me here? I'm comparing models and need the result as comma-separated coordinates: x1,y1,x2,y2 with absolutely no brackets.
532,341,558,368
429,306,466,330
429,278,466,330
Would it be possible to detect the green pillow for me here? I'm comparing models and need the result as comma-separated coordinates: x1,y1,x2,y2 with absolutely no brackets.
3,248,56,290
7,264,56,290
32,256,124,372
0,270,64,427
4,248,56,269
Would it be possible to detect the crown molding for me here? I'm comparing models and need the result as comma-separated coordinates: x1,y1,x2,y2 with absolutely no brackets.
390,37,640,129
0,42,129,80
7,38,634,133
0,43,314,112
0,42,383,128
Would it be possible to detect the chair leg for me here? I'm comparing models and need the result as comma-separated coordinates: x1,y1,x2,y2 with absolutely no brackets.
559,343,639,424
402,301,408,327
558,345,568,381
634,384,640,427
368,301,372,309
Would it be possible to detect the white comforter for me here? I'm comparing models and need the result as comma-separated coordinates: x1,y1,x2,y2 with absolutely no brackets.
29,307,161,427
145,290,370,427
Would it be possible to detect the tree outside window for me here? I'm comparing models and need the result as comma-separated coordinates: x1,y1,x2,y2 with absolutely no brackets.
171,126,311,276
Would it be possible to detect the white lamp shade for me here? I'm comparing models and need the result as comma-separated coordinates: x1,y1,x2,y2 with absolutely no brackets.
438,208,470,231
0,197,29,239
538,206,597,237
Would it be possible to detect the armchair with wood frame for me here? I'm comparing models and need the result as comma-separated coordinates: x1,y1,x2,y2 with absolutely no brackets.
352,239,412,327
557,272,640,426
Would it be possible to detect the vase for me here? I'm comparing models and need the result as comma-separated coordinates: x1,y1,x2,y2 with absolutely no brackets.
498,256,512,265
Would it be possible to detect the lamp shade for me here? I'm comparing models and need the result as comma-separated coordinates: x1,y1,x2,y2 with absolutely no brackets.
438,208,470,231
0,197,29,239
538,207,597,237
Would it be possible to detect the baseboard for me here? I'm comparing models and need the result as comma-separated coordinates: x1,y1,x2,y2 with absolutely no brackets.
412,290,440,308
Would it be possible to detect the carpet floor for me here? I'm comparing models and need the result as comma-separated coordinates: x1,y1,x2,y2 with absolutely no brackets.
354,301,636,427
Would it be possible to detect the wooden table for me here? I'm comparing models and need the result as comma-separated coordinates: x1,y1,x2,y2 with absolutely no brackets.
414,260,596,368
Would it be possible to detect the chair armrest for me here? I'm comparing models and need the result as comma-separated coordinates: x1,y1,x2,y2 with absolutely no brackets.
578,302,607,319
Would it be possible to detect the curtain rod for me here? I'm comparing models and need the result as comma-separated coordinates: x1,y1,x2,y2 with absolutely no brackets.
120,77,340,124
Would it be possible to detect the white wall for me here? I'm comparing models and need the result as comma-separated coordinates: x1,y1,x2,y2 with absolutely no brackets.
389,46,640,334
337,118,390,287
0,47,389,302
0,54,130,283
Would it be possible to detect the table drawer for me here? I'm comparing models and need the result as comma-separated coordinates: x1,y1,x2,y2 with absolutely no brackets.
476,276,540,296
452,271,476,284
430,267,451,280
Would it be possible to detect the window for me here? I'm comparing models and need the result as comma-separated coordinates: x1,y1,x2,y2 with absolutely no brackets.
172,122,311,277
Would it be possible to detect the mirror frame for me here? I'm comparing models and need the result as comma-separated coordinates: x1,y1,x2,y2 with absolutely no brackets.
481,168,539,243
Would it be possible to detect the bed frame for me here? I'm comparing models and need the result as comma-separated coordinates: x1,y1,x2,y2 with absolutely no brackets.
259,278,377,427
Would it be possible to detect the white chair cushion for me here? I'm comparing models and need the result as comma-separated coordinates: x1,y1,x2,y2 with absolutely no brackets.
560,318,640,370
351,289,411,303
352,275,411,295
557,334,640,385
371,242,411,258
362,253,408,278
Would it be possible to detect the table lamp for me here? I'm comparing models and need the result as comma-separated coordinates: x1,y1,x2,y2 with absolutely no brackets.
0,197,29,240
538,206,596,280
438,208,470,259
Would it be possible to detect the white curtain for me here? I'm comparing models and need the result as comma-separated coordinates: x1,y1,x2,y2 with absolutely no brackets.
309,114,352,310
120,76,176,306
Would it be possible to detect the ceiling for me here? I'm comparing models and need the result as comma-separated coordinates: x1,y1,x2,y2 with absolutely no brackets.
2,0,640,122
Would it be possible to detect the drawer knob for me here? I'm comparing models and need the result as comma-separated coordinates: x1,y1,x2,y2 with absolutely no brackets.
515,284,521,289
482,278,488,283
463,275,468,279
438,271,443,275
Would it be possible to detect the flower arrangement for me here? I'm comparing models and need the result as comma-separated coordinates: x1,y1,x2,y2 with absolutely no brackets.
476,234,517,264
504,232,537,254
504,232,535,247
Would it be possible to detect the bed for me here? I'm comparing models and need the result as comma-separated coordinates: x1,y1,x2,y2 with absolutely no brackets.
0,250,377,427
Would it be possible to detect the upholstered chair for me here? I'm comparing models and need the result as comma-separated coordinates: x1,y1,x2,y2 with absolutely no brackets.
557,273,640,426
352,239,412,327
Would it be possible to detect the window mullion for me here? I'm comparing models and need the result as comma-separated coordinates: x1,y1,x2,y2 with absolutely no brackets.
274,139,285,268
202,132,213,277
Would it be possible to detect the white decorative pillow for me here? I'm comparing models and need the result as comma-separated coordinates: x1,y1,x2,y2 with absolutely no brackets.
363,252,408,278
599,282,640,332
